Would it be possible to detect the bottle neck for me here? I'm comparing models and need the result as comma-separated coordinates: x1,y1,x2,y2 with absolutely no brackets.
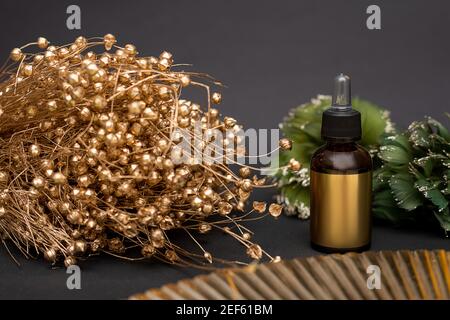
325,138,358,145
324,138,358,151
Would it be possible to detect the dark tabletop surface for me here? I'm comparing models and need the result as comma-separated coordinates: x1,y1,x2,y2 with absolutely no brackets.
1,189,448,300
1,0,450,299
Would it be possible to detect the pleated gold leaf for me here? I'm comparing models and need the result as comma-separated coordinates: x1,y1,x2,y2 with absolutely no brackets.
130,250,450,300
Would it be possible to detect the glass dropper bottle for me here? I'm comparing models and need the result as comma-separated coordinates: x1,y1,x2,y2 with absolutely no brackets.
310,73,373,253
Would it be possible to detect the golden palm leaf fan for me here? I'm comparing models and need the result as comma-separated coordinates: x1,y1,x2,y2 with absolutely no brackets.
130,250,450,300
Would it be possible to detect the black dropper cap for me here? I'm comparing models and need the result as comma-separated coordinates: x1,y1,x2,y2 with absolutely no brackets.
321,73,361,141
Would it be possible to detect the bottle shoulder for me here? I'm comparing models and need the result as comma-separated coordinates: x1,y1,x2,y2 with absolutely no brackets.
311,143,372,174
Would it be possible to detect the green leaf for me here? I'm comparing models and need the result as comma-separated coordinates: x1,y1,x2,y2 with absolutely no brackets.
408,122,431,148
378,145,411,169
415,179,448,212
427,117,450,142
442,170,450,195
353,97,394,146
433,208,450,232
372,167,393,191
389,173,424,211
414,156,434,177
384,134,411,152
281,183,310,207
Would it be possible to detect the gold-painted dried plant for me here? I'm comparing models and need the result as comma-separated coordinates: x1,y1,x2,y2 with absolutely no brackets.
0,35,282,268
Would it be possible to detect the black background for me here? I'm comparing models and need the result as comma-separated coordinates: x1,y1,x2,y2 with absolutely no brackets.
0,0,449,299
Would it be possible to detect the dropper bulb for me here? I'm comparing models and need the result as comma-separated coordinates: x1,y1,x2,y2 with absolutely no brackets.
332,73,351,107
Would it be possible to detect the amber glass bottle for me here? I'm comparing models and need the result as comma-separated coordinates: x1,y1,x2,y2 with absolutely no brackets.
310,74,372,253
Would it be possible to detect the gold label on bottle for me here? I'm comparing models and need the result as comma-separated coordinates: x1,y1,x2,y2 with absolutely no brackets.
310,170,372,249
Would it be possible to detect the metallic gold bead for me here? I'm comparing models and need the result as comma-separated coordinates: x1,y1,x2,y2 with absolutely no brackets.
243,232,251,240
71,86,85,101
128,86,141,100
142,107,159,121
211,92,222,104
224,117,237,128
28,186,40,199
158,86,171,100
288,158,301,171
47,100,58,112
199,222,212,233
22,64,33,76
0,171,9,185
32,176,45,189
165,250,177,262
44,50,56,62
79,107,92,121
129,122,142,136
158,58,171,71
191,196,203,209
92,69,107,82
124,44,137,56
240,179,253,192
67,209,83,224
202,203,213,215
52,172,67,185
64,256,77,268
58,201,71,214
105,133,120,147
37,37,49,49
26,105,38,118
75,36,87,48
67,72,81,85
268,203,283,217
115,49,127,62
33,54,44,63
252,201,267,213
178,103,190,117
86,62,99,76
141,244,156,257
218,201,232,215
128,100,145,114
74,240,87,254
58,47,70,58
209,108,219,119
44,248,57,262
279,138,292,151
123,223,139,238
151,228,164,241
92,82,103,93
90,239,103,253
234,200,244,211
99,54,110,67
239,167,251,178
136,58,148,69
10,48,23,62
39,120,53,131
159,51,173,62
81,58,93,68
103,119,115,133
180,75,190,87
91,95,107,111
246,244,262,260
29,144,41,157
116,122,128,133
108,238,125,253
204,252,213,263
44,169,54,178
77,174,92,187
272,256,282,263
178,116,190,128
103,33,116,50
